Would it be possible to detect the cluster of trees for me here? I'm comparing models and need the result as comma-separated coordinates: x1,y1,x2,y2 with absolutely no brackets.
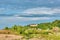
4,20,60,37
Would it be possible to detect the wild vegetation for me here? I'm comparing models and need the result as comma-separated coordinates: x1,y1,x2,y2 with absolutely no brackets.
3,20,60,40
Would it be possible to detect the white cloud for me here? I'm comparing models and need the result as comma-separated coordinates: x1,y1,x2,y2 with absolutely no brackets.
0,17,51,23
48,0,55,4
22,7,60,15
17,17,51,21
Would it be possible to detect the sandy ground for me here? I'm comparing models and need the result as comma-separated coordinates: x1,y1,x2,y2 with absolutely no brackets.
0,34,24,40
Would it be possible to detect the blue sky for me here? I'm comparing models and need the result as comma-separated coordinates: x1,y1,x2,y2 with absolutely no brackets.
0,0,60,29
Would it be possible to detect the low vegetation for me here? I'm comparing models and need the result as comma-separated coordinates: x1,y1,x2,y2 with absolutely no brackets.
2,20,60,40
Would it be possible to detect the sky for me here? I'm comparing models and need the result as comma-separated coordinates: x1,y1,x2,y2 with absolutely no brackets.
0,0,60,29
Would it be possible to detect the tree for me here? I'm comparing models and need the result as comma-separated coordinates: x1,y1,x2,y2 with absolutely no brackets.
11,25,18,31
4,27,9,30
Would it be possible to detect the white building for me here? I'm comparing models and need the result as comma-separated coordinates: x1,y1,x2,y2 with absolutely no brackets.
29,24,38,26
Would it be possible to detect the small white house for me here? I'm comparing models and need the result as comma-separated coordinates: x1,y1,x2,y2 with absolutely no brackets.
29,24,38,26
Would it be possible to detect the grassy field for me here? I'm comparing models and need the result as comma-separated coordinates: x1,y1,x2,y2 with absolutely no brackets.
0,20,60,40
0,29,60,40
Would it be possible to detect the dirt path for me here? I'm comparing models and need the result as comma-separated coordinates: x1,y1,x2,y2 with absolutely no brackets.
0,34,24,40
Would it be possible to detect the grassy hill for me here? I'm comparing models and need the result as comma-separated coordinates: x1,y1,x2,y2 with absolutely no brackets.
1,20,60,40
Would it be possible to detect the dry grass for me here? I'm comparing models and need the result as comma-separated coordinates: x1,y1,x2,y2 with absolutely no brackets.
0,34,24,40
0,30,26,40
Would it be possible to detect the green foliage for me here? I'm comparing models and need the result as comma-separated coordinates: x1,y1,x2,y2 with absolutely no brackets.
4,27,9,30
3,20,60,39
38,23,52,30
